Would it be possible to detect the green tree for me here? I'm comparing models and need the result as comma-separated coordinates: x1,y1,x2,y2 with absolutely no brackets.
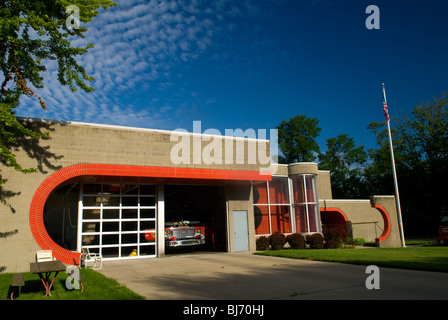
276,114,321,163
318,134,368,199
363,121,395,196
365,92,448,235
393,93,448,234
0,0,116,184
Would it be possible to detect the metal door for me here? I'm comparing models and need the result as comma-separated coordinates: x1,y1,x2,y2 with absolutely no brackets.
233,210,249,251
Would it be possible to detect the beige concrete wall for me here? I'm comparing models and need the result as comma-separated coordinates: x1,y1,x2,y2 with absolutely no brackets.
317,170,332,200
1,157,44,273
370,196,402,248
25,119,270,171
320,199,381,242
319,197,402,247
274,164,289,176
288,162,318,175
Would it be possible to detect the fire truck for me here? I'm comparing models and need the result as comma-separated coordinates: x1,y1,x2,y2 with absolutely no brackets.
439,225,448,243
144,220,205,248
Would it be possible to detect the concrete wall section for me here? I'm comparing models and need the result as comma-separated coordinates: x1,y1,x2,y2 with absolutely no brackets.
226,184,256,253
370,196,402,248
317,170,332,200
26,119,271,171
288,162,318,175
320,199,377,242
320,197,402,247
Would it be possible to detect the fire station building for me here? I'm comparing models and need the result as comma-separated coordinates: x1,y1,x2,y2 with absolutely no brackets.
0,119,402,273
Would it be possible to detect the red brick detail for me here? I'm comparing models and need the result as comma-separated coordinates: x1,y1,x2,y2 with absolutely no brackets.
29,164,271,264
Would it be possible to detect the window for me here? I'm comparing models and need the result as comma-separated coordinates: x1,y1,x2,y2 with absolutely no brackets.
253,177,292,235
292,175,321,233
79,183,157,259
253,174,321,236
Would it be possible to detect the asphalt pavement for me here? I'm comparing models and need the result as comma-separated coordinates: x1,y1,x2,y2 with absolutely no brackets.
97,251,448,300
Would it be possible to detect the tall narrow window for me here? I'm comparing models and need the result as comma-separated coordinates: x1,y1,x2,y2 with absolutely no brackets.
253,181,270,235
292,174,321,233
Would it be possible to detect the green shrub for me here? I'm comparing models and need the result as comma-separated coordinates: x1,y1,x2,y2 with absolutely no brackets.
306,233,324,249
269,232,286,250
354,238,366,246
256,236,270,251
286,233,305,249
344,235,354,245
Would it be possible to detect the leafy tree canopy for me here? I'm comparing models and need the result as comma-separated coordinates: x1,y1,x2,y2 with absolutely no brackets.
318,134,368,199
0,0,116,184
276,114,321,163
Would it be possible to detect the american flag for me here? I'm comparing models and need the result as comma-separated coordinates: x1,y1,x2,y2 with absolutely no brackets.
383,101,390,122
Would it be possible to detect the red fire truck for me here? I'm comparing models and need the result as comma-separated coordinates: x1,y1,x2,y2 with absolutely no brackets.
144,220,205,248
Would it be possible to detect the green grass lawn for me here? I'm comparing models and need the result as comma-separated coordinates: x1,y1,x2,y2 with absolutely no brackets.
0,268,145,300
255,246,448,273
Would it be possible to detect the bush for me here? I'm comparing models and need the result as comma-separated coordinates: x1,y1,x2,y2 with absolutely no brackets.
286,233,305,249
344,235,354,246
306,233,324,249
354,238,366,246
323,228,343,249
256,236,270,251
269,232,286,250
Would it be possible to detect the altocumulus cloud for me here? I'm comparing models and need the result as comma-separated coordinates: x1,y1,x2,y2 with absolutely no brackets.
18,0,250,129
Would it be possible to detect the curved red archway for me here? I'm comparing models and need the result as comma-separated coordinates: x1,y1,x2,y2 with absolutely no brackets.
320,205,391,243
30,163,271,264
371,203,391,243
320,207,349,235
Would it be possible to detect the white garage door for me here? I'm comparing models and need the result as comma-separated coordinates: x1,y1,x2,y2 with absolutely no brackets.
77,182,157,259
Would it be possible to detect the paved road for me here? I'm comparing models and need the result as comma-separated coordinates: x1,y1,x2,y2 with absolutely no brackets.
98,251,448,300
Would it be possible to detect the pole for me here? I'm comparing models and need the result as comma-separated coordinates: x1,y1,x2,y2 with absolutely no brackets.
382,83,406,247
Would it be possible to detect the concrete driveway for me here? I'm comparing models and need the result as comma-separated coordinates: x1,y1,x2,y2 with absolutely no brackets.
98,251,448,300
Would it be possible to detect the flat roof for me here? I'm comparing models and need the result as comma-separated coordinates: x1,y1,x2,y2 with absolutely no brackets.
19,117,270,142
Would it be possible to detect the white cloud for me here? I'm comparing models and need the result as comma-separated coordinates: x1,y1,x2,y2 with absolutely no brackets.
17,0,257,129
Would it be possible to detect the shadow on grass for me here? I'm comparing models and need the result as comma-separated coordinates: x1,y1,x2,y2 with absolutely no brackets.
6,278,45,300
4,270,101,300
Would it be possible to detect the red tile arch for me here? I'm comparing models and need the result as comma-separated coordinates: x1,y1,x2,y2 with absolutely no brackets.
29,164,271,264
320,207,349,226
371,203,391,243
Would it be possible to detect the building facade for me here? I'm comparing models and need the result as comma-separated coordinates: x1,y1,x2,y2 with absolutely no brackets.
0,119,401,273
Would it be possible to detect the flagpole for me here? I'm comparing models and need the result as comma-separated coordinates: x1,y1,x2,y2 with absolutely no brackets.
382,83,406,247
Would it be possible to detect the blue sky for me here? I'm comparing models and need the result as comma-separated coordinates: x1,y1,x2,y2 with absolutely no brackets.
18,0,448,152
